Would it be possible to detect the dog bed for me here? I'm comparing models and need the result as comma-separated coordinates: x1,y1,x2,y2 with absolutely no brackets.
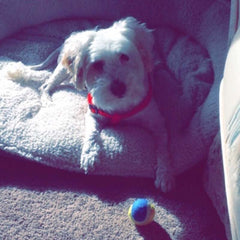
0,0,231,238
0,18,214,176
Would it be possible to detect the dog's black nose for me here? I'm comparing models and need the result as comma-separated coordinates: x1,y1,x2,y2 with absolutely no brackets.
110,80,126,98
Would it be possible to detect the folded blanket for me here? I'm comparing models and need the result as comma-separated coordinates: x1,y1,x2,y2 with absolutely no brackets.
0,19,213,179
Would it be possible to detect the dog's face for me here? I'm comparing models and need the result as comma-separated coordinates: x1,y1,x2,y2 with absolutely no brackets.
62,17,154,113
85,29,147,113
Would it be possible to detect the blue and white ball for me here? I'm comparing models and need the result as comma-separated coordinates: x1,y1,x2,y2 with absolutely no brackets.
128,198,155,226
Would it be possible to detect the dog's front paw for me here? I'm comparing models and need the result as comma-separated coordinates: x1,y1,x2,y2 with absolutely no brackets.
80,142,101,173
154,170,175,193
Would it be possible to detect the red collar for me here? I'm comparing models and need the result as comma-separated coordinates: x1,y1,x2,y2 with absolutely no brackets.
87,79,152,124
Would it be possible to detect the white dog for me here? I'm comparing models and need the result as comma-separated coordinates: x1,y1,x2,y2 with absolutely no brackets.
8,17,175,192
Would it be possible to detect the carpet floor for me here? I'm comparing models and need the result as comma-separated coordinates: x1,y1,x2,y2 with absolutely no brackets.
0,151,226,240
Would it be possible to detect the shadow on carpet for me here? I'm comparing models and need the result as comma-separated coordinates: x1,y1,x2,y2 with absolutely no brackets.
0,151,226,240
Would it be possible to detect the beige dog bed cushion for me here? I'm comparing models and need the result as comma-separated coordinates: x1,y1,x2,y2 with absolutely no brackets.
0,18,214,177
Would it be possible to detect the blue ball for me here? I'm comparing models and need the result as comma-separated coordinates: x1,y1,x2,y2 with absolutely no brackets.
128,198,155,226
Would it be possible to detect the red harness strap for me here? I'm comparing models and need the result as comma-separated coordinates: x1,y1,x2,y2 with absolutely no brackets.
87,80,152,124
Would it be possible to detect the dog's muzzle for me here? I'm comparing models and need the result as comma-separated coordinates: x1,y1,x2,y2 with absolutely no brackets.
87,75,152,124
110,80,126,98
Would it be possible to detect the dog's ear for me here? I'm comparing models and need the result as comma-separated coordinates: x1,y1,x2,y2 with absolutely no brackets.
114,17,154,72
61,30,96,90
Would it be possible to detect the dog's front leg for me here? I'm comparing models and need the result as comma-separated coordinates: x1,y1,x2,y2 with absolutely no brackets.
145,105,175,193
153,118,175,192
154,129,175,193
80,112,104,173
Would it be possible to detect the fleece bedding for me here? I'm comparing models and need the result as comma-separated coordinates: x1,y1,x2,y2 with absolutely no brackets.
0,18,214,177
0,0,231,239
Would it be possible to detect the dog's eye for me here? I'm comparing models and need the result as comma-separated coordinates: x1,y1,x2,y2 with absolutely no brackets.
120,53,130,63
92,60,104,72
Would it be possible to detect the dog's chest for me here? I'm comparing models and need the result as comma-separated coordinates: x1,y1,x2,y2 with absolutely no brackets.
95,99,162,131
124,100,161,128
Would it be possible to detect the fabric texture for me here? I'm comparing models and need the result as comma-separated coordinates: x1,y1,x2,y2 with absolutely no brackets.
0,19,214,177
